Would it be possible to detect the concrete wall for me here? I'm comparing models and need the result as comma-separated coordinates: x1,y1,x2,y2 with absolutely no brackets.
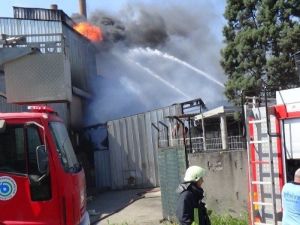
188,150,248,215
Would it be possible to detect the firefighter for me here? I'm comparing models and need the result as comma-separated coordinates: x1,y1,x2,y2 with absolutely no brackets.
176,166,211,225
282,168,300,225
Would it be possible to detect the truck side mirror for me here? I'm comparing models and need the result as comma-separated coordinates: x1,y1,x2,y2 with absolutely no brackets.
0,120,6,133
36,145,48,174
25,121,46,149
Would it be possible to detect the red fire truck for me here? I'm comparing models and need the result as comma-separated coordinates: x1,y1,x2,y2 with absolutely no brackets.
0,106,90,225
244,87,300,225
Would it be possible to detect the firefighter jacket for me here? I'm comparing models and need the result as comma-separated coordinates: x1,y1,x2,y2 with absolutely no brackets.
176,182,211,225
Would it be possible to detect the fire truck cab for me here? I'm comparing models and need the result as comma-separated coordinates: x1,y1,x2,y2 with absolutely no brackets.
0,106,90,225
244,87,300,225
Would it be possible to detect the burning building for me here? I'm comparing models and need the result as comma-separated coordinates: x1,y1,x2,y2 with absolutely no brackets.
0,6,99,130
0,4,101,187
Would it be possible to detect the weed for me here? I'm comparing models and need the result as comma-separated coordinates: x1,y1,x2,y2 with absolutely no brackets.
210,213,248,225
105,212,248,225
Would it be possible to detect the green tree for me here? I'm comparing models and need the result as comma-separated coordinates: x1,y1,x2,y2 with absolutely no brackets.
221,0,300,105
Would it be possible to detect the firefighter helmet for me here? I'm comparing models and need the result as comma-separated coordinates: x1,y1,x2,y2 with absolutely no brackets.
184,166,206,182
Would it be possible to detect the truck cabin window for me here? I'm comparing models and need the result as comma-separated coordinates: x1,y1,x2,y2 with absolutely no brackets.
0,124,44,175
49,122,80,173
0,125,26,174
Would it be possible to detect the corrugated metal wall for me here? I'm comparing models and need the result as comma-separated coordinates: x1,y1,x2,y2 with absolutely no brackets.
62,25,97,91
94,150,111,189
13,6,75,28
158,146,186,222
85,124,111,189
107,104,182,189
0,18,63,41
0,97,26,112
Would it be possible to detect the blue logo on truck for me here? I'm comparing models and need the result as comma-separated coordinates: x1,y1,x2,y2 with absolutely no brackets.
0,176,17,200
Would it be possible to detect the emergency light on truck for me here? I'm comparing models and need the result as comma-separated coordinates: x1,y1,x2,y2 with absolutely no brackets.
27,105,55,113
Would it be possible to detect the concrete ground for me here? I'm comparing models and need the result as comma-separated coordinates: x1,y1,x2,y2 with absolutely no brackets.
87,188,164,225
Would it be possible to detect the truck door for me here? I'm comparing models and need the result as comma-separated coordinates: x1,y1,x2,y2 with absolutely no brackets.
282,118,300,182
49,121,85,225
0,121,60,224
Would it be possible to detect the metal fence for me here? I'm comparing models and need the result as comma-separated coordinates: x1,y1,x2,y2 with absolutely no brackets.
228,135,247,150
0,33,65,53
158,146,186,222
159,135,246,152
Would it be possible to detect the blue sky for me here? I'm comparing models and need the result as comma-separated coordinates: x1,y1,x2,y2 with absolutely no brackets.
0,0,120,17
0,0,226,21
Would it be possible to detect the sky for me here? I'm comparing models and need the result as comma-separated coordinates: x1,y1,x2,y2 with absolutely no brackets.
0,0,125,17
0,0,226,23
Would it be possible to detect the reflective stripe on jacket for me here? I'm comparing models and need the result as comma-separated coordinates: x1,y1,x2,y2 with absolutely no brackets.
192,208,200,225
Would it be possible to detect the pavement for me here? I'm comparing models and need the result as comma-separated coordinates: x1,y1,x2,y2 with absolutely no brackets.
87,188,164,225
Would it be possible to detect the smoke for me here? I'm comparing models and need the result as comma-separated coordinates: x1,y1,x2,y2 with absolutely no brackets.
85,1,227,125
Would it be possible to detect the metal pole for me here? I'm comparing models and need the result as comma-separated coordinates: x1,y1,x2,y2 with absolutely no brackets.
151,123,160,147
188,117,192,152
199,106,206,151
220,113,228,150
241,90,246,138
174,117,189,168
158,121,169,147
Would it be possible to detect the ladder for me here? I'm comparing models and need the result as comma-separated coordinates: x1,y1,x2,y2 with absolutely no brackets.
245,96,278,225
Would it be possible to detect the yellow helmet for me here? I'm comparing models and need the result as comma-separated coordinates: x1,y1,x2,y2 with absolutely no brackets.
184,166,206,182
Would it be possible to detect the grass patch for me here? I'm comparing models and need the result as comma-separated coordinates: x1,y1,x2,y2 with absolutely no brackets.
161,212,248,225
210,213,248,225
105,212,248,225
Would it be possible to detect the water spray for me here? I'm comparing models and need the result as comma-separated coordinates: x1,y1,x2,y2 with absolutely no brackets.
129,47,225,88
133,61,191,99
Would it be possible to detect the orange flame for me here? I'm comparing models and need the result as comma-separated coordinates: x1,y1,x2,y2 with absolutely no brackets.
74,22,103,42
